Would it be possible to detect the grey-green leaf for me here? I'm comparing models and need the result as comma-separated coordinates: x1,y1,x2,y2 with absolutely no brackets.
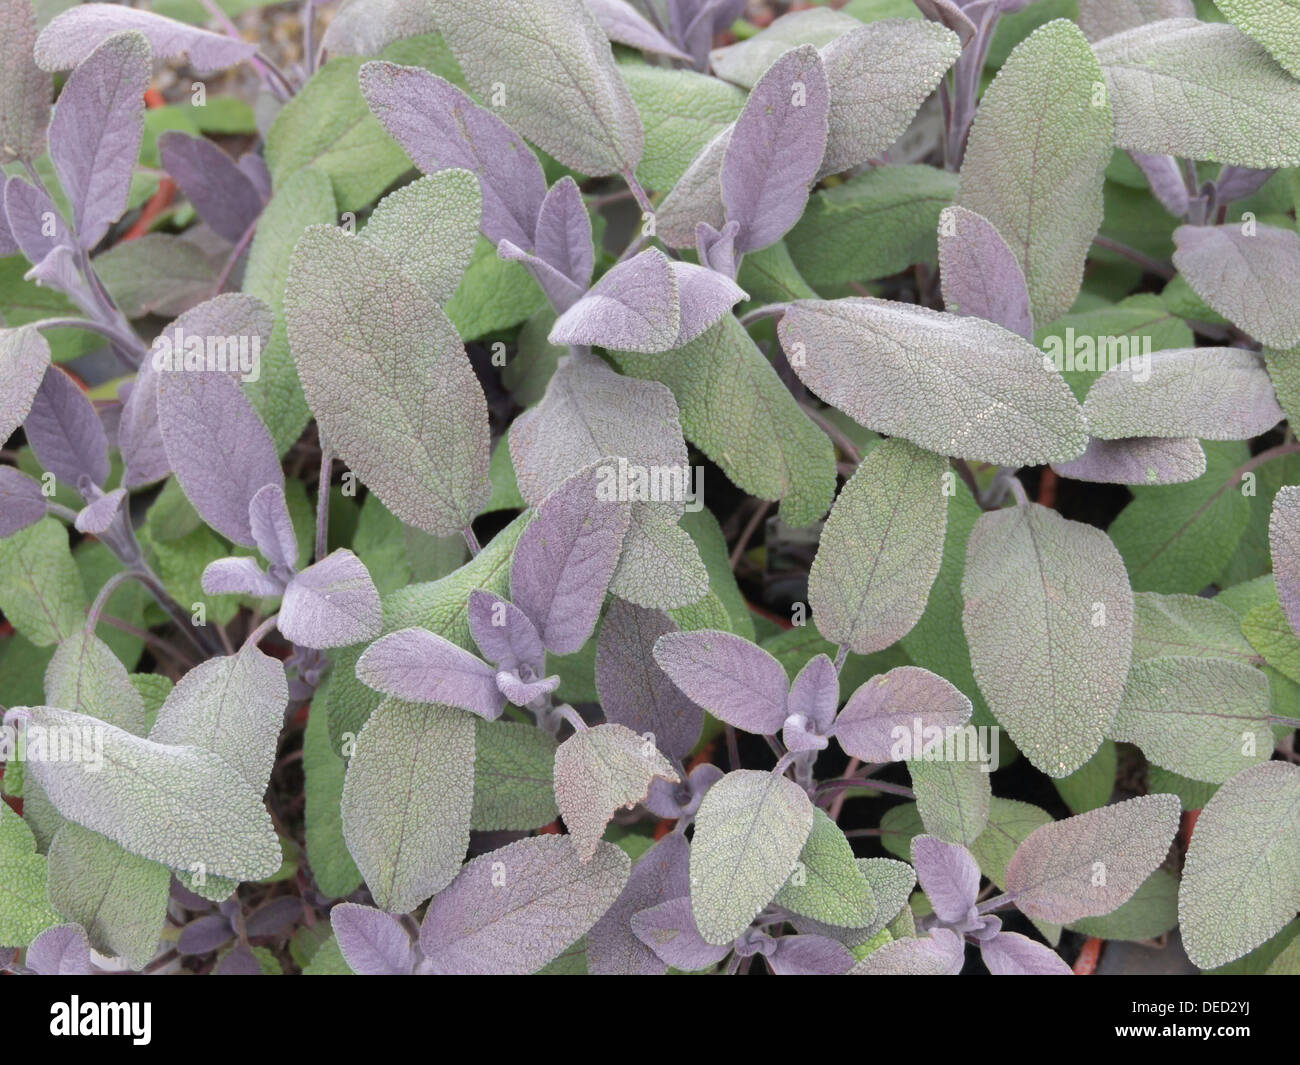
553,722,678,861
956,19,1112,327
0,0,50,164
1095,19,1300,169
361,169,482,303
471,719,557,832
781,297,1088,467
689,769,815,945
818,19,961,178
1005,794,1180,923
148,645,288,794
1179,761,1300,969
339,697,475,913
46,823,169,971
1081,347,1282,441
241,166,337,454
610,314,836,529
1111,656,1272,783
1,325,51,446
909,757,992,846
0,517,86,647
962,502,1134,777
434,0,642,176
11,704,282,881
1216,0,1300,78
44,628,148,735
285,224,491,536
808,438,948,655
1132,592,1258,663
1171,223,1300,350
775,807,877,928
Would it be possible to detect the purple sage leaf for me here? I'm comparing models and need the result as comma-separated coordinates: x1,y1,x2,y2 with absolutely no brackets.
158,131,264,244
24,365,109,491
248,482,297,572
25,923,93,975
35,4,257,75
47,31,149,250
1003,794,1181,923
980,930,1072,975
721,45,829,253
831,666,972,764
652,629,789,735
155,364,283,546
0,466,47,537
911,835,981,926
588,830,690,975
356,627,505,720
766,933,854,975
201,556,285,598
467,589,544,672
418,835,629,975
331,902,415,975
359,62,547,251
596,599,703,761
586,0,692,61
631,895,731,971
938,205,1034,339
278,549,382,650
510,463,632,654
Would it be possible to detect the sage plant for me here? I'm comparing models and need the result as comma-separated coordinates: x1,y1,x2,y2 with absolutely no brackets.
1,0,1300,978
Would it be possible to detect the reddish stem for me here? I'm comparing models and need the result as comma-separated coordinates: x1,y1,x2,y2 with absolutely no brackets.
1073,937,1103,975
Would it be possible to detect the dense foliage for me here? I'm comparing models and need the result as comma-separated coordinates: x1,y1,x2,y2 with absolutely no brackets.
2,0,1300,977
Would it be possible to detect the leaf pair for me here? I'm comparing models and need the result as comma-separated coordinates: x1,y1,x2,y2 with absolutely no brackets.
654,626,973,763
861,796,1180,973
357,462,631,717
660,18,960,248
6,702,283,884
335,835,629,974
549,247,746,352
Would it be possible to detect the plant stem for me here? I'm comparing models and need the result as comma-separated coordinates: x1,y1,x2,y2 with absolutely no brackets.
315,445,333,564
738,303,789,328
826,755,859,820
801,402,861,464
728,499,771,570
36,317,146,358
621,169,655,216
1091,235,1175,280
816,775,914,801
211,215,260,298
244,613,280,650
85,569,140,635
134,565,223,658
553,703,588,734
463,525,481,557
